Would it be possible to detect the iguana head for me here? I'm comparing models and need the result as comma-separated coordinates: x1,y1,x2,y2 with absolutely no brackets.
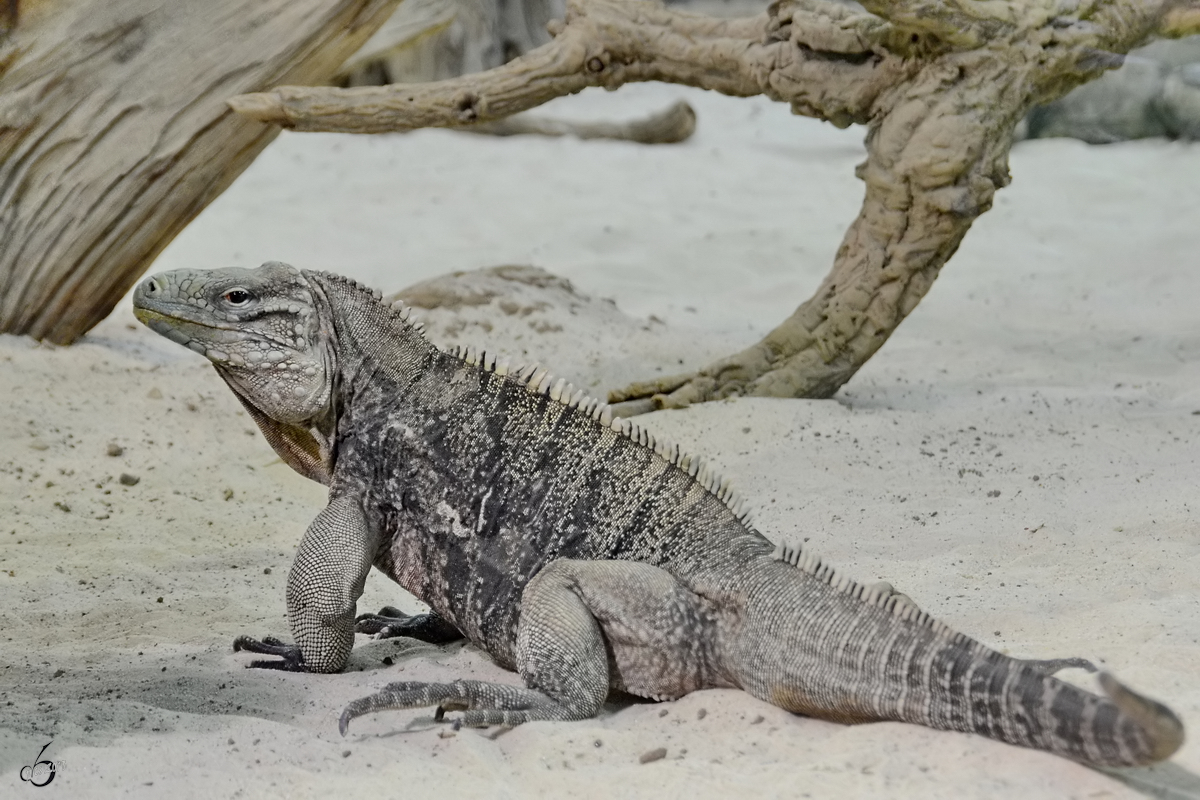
132,262,334,425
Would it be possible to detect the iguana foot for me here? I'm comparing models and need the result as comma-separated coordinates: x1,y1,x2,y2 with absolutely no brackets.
233,635,308,672
339,679,575,734
354,607,463,644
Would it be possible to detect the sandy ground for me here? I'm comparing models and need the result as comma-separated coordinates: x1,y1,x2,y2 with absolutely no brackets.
2,83,1199,799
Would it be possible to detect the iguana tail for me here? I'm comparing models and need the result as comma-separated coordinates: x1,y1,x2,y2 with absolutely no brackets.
729,550,1184,767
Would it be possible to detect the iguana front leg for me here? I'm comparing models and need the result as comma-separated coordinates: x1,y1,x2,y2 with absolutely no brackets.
236,494,377,673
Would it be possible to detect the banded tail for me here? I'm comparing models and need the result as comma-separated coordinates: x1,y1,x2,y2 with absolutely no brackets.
731,545,1184,767
906,646,1183,766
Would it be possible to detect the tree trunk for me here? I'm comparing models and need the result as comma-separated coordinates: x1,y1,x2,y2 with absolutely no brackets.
0,0,400,344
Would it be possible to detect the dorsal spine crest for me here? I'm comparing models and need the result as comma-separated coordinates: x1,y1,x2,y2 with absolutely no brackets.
772,541,959,638
323,272,758,529
443,336,754,526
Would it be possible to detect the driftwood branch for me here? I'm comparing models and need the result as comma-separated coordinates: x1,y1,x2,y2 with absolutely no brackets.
229,0,905,132
230,0,1200,409
1161,2,1200,37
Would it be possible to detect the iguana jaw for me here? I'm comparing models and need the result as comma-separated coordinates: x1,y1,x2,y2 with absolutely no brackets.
132,306,261,360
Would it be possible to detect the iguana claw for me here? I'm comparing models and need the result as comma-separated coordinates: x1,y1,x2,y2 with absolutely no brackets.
354,607,463,644
431,705,461,727
232,634,308,672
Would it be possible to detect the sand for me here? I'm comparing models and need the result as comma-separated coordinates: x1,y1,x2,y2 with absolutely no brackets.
1,83,1198,798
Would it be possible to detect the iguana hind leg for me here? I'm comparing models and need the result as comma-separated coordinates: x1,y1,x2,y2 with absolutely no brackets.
339,679,580,732
339,558,731,733
340,558,612,732
529,558,733,701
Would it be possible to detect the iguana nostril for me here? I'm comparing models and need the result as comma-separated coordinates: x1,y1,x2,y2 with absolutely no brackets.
142,276,162,295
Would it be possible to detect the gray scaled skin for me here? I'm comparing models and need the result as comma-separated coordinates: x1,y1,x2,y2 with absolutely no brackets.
132,262,1185,768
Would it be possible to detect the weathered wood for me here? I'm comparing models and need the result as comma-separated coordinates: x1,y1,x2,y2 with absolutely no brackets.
229,0,1200,409
0,0,16,37
335,0,696,143
0,0,401,344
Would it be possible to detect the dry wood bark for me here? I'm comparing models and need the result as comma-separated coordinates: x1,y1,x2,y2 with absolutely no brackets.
337,0,695,143
0,0,401,344
229,0,1200,410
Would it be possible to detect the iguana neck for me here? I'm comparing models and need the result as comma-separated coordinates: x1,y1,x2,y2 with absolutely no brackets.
304,269,442,413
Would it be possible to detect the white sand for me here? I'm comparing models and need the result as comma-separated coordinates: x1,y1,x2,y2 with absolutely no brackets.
2,83,1198,798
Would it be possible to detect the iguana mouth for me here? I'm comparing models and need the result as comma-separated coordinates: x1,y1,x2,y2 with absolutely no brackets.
133,306,296,351
133,306,222,330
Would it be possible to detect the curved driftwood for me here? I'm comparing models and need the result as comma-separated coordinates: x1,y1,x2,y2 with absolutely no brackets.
335,0,694,143
0,0,401,345
230,0,1200,410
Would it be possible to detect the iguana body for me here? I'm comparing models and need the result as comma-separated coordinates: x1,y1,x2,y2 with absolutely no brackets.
132,262,1184,767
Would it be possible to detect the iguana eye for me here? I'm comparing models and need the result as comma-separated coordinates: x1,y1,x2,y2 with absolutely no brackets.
223,288,254,306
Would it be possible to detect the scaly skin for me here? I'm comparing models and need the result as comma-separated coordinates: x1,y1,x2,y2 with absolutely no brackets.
132,262,1184,767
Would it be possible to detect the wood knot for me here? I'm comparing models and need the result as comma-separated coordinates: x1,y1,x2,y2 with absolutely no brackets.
454,91,480,122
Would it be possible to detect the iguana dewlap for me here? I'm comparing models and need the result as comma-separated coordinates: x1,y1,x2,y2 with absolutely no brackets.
132,262,1184,767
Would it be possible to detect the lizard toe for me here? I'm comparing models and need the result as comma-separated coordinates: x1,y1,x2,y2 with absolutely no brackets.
232,634,308,671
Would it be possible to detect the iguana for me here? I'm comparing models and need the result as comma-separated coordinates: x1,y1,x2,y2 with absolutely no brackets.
132,262,1184,767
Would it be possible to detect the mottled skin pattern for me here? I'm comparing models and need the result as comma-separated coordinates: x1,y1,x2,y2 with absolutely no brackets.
132,263,1184,768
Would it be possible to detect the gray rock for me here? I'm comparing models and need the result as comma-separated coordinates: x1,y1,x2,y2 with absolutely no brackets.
1022,36,1200,143
390,265,729,397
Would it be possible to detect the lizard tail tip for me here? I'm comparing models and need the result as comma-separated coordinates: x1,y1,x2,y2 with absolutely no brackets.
339,697,372,737
1100,671,1185,763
